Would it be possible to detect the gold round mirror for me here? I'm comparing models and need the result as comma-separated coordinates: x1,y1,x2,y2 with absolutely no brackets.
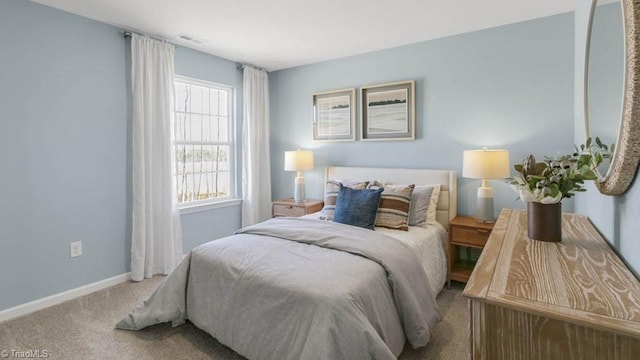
584,0,640,195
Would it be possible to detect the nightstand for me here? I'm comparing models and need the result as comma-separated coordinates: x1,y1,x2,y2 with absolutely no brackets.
272,198,324,218
448,215,494,287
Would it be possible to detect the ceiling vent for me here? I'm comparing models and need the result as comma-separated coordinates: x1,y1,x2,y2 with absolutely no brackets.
177,34,206,45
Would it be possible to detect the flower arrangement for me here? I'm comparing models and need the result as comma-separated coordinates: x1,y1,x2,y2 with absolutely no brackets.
508,137,613,204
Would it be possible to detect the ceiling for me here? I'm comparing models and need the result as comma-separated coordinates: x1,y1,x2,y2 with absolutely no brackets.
32,0,576,71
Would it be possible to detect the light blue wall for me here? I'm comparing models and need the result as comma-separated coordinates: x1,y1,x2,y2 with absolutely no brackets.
0,0,242,311
574,0,640,276
270,13,575,217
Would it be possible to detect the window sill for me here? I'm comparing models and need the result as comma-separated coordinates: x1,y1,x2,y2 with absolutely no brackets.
179,198,242,215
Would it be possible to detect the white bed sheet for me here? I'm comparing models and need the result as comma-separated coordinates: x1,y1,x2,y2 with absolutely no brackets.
302,213,448,296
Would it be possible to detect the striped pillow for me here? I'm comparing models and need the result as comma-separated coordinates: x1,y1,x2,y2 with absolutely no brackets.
372,182,441,228
370,183,415,231
320,180,369,220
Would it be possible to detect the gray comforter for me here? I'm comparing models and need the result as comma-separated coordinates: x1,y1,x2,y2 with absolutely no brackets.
116,218,441,359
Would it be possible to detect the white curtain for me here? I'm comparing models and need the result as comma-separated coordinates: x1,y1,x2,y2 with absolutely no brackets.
242,66,272,226
130,35,183,281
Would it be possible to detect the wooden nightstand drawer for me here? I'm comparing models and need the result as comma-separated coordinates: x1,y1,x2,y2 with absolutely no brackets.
272,199,324,218
273,204,306,217
451,226,491,247
448,215,495,286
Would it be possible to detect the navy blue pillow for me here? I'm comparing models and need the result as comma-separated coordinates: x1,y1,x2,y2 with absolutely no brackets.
333,184,383,230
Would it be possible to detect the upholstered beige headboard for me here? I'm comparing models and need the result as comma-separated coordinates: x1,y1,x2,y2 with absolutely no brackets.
325,166,457,230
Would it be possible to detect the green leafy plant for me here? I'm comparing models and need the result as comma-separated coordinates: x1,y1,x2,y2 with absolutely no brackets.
508,137,613,204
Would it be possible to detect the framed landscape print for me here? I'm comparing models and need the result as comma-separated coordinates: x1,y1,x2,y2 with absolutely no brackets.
312,88,356,141
361,80,415,141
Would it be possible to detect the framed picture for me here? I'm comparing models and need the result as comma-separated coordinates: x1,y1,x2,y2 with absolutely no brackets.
361,80,415,141
312,88,356,141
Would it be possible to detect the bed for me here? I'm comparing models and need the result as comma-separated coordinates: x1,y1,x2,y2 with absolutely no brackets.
116,166,457,360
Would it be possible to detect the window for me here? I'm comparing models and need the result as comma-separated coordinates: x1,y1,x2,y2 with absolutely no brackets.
173,76,234,208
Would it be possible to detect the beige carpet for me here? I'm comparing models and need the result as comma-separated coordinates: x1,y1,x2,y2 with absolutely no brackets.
0,277,468,360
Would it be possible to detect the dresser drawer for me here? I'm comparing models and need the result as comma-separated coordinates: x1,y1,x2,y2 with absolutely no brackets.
451,226,491,247
273,204,306,217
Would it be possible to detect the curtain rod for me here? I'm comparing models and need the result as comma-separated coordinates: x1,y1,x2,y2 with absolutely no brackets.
123,31,167,44
236,63,268,72
124,31,265,72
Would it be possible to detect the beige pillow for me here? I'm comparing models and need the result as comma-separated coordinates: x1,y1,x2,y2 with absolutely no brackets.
425,184,441,226
320,180,369,220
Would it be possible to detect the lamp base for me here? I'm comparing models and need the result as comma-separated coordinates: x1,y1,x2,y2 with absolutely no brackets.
475,194,495,223
293,176,306,203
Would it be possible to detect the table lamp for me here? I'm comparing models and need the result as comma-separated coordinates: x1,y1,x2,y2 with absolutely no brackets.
463,149,510,222
284,149,314,203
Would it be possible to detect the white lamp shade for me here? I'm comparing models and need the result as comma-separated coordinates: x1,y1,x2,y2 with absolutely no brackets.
463,149,510,179
284,150,314,171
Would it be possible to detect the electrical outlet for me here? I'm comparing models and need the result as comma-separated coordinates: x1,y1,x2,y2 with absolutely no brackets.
70,241,82,258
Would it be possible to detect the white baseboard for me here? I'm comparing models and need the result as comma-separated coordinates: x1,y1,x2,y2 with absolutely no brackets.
0,272,131,323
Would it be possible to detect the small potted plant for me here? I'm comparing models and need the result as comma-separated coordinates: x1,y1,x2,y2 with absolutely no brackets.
508,137,612,242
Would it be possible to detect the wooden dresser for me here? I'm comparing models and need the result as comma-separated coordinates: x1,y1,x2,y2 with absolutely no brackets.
463,209,640,360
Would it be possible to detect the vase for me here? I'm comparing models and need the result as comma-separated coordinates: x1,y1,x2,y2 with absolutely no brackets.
527,201,562,242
